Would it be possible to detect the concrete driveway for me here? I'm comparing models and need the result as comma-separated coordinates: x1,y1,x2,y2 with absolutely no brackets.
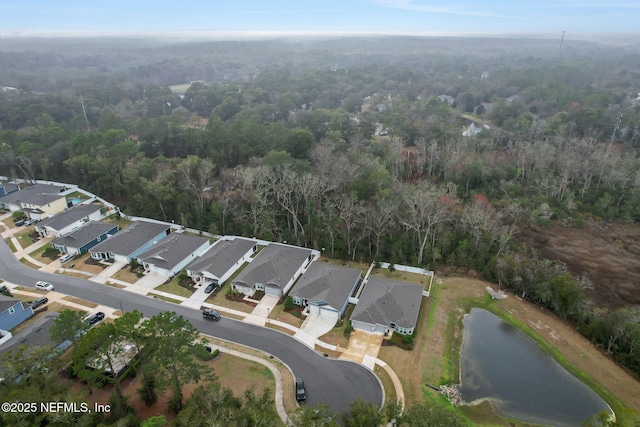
339,329,384,369
293,313,337,348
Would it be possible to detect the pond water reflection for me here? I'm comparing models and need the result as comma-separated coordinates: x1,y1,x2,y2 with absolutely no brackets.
460,308,611,427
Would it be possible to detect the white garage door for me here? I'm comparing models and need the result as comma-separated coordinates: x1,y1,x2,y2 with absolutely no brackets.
319,306,340,320
309,304,321,316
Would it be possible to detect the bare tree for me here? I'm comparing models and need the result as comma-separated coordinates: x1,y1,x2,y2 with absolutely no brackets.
177,156,216,212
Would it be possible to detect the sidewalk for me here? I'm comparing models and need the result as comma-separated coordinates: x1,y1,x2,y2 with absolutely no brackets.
1,210,405,414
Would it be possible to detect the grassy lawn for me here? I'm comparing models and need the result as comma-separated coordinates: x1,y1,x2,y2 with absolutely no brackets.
113,266,140,284
369,266,431,286
148,293,183,304
169,83,192,94
317,256,369,271
28,243,57,263
374,364,397,406
101,215,132,229
268,303,303,328
62,253,107,275
155,275,195,298
5,238,16,252
61,296,98,308
209,287,255,313
15,227,38,247
19,257,41,269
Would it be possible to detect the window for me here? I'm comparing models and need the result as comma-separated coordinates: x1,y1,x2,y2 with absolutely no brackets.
8,306,15,314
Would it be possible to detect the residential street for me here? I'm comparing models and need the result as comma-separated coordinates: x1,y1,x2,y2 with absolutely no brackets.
0,237,382,415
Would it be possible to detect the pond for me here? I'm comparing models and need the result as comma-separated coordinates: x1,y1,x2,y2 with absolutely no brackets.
460,308,611,427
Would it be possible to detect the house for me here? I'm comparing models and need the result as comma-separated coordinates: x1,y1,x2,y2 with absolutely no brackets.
290,262,362,321
137,234,211,277
85,339,139,378
51,221,120,255
350,276,424,335
0,295,34,331
437,94,456,105
35,203,104,238
232,243,314,298
0,183,67,220
186,238,257,287
89,221,171,263
0,183,19,198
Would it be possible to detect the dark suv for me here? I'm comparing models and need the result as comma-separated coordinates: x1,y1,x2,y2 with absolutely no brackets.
295,378,306,401
31,296,48,309
85,312,105,325
203,309,221,320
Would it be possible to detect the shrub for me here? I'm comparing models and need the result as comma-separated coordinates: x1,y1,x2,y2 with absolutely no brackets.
138,375,159,407
192,344,217,361
284,295,295,311
128,365,137,378
344,323,354,338
0,285,11,297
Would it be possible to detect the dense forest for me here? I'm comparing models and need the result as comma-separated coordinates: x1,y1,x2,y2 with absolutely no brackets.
1,35,640,382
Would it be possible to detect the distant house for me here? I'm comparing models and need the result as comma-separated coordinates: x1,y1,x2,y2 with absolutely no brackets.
232,243,314,298
290,262,362,320
351,276,424,335
0,296,34,331
86,339,139,378
186,238,257,287
137,234,211,277
0,183,67,220
35,203,104,238
89,221,171,263
437,94,456,105
51,221,120,255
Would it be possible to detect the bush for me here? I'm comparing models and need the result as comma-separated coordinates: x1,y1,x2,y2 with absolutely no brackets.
344,323,354,338
128,365,137,378
284,295,295,311
0,285,11,297
192,344,217,361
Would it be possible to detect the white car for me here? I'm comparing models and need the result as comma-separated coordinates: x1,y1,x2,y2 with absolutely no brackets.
35,281,54,291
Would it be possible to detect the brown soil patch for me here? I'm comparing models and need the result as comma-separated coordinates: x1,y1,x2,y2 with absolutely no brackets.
519,221,640,309
61,296,98,308
378,274,640,420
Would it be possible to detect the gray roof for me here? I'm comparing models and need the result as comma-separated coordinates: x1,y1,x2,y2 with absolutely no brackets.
0,183,66,206
351,276,424,329
138,234,210,271
290,262,361,310
186,238,257,278
89,221,170,257
52,221,119,248
233,243,312,289
0,295,20,313
0,313,62,355
37,203,102,231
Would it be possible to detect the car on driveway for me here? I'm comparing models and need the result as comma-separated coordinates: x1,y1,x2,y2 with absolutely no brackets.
295,378,306,401
85,312,105,325
35,281,54,291
14,219,25,227
203,308,221,320
204,283,217,293
31,296,48,309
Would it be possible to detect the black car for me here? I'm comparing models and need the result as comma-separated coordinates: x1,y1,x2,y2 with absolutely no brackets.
295,378,306,401
31,296,48,309
203,309,221,320
86,312,105,325
204,283,217,293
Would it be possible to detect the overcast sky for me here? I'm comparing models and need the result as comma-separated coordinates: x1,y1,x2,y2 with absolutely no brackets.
1,0,638,36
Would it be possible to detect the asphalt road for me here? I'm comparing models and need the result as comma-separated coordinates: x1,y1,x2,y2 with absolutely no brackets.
0,239,383,416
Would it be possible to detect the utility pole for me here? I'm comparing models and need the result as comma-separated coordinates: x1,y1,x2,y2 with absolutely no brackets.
559,30,566,55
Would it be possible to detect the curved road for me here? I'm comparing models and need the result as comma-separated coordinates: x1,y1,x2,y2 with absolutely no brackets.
0,239,382,415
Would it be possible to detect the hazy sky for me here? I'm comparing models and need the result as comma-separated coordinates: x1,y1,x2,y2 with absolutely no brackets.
1,0,638,35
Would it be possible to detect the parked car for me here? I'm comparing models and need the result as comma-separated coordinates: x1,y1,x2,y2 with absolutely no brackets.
35,281,54,291
203,309,221,320
23,219,37,226
31,296,48,309
295,378,307,401
85,312,105,325
59,253,74,264
204,283,217,293
14,220,25,227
